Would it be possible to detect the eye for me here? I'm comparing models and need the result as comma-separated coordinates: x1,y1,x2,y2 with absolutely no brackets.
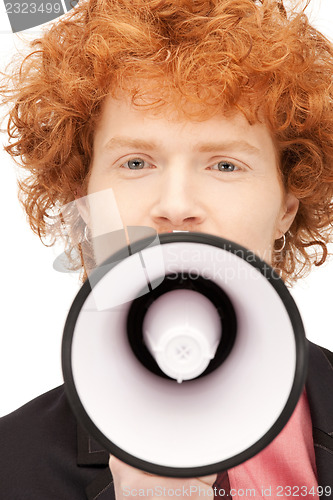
211,161,239,172
121,158,152,170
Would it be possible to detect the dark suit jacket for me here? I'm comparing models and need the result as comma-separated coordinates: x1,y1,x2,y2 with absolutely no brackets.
0,341,332,499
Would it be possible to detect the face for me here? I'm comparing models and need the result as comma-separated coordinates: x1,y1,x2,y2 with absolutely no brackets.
85,94,298,266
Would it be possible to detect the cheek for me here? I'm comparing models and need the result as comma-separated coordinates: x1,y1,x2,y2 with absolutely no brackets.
85,186,124,237
87,171,142,225
112,189,150,225
109,174,163,224
219,189,283,260
248,204,282,261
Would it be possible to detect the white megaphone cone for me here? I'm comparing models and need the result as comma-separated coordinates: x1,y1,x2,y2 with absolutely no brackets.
62,232,308,477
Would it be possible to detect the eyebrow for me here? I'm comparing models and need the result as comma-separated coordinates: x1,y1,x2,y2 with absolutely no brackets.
104,136,261,156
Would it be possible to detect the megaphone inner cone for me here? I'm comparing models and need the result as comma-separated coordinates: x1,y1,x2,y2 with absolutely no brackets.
127,273,237,382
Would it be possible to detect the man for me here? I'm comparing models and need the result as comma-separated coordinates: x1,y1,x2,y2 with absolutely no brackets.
1,0,333,498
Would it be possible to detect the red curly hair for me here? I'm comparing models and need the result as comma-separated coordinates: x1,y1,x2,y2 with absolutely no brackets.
2,0,333,283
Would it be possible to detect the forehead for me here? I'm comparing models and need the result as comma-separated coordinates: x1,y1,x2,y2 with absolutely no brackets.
94,93,276,157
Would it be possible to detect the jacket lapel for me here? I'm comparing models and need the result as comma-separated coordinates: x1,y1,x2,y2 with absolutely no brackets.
76,424,115,499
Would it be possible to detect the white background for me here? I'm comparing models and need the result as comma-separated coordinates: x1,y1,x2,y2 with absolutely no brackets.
0,0,333,417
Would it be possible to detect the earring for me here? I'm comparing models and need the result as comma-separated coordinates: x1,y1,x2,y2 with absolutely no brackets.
275,233,286,252
83,224,90,243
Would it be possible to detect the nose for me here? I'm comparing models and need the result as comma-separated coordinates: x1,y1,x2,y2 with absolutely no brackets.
150,165,206,231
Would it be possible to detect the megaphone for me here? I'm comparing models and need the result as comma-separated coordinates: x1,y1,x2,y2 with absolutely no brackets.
62,232,308,477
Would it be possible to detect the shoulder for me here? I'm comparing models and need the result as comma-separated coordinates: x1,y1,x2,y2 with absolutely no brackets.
306,342,333,485
315,343,333,366
0,385,76,448
306,340,333,432
0,385,84,499
307,340,333,371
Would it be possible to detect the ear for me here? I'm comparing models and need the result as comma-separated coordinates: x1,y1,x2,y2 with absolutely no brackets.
275,192,299,239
